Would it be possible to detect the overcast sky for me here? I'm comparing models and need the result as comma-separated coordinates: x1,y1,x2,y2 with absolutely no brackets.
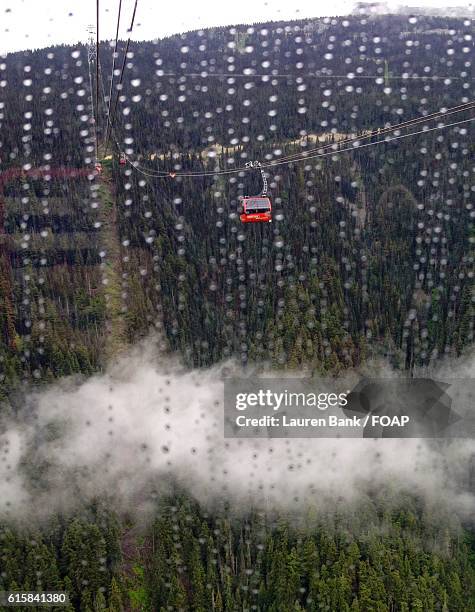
0,0,473,54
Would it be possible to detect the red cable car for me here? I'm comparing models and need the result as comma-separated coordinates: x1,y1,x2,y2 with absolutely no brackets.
240,196,272,223
95,162,102,174
119,152,126,166
240,161,272,224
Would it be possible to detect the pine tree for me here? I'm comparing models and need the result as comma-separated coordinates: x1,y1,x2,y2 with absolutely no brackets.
108,578,123,612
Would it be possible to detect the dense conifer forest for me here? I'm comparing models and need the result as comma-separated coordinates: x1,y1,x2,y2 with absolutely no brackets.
0,11,474,611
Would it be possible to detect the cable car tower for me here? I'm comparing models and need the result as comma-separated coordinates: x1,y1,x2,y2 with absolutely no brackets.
87,24,100,168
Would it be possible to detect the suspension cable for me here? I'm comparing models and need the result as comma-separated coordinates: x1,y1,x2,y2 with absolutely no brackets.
104,0,123,151
96,48,475,182
263,116,475,169
95,0,100,145
155,71,472,81
120,99,475,177
254,99,475,167
125,115,475,179
98,79,474,181
103,0,139,155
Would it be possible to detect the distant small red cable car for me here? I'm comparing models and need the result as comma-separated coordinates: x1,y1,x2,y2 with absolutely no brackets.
240,161,272,223
119,152,126,166
95,162,102,174
240,196,272,223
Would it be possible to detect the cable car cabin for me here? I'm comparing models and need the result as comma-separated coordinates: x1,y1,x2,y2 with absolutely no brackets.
119,153,126,166
95,162,102,174
240,197,272,223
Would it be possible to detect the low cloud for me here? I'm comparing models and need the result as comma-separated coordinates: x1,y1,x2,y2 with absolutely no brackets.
0,338,474,524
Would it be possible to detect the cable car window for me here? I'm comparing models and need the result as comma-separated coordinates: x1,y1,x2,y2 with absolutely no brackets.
245,199,271,213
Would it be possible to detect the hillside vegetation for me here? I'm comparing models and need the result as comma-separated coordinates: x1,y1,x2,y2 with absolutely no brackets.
0,12,474,611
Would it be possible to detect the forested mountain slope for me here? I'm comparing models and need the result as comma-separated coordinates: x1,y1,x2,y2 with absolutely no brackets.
0,13,473,389
1,495,475,611
0,12,474,612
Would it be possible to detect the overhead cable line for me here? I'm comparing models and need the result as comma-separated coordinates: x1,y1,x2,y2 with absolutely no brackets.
253,99,475,167
262,115,475,170
103,0,139,154
104,0,123,150
118,99,475,177
156,71,471,81
98,60,129,156
94,43,474,180
96,0,100,143
125,114,475,179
